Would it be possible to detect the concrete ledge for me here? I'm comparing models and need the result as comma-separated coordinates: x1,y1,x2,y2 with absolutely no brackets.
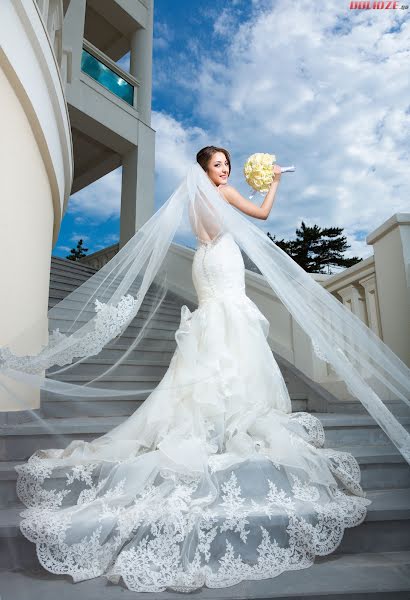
0,409,41,426
366,213,410,245
0,551,408,599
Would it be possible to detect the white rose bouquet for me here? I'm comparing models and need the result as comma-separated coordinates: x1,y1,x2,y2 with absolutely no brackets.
244,153,295,197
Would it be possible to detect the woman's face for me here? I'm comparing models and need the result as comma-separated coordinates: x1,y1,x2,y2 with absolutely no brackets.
206,152,230,186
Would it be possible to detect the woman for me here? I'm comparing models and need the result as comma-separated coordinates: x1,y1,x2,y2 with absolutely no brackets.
8,146,409,592
196,147,282,221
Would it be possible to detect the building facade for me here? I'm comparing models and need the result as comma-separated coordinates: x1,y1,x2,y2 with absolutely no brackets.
0,0,155,410
61,0,156,246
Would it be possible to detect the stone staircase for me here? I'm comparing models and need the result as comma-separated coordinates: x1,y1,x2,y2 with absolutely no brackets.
0,256,409,599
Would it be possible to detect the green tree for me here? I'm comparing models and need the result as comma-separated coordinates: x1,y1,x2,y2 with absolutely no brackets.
267,222,362,274
66,239,89,261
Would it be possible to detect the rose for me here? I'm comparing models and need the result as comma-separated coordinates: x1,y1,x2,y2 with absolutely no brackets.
243,153,277,192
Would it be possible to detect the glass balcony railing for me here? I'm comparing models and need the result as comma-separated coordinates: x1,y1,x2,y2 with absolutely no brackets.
81,48,134,106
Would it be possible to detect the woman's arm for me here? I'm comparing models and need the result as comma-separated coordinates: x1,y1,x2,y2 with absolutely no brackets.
220,164,282,220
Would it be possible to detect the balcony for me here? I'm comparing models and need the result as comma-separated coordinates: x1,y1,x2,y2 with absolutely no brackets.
81,40,139,107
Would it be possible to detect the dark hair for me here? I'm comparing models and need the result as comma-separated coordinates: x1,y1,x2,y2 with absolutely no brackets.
196,146,231,175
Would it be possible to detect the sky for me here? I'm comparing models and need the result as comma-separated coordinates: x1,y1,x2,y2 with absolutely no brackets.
54,0,410,262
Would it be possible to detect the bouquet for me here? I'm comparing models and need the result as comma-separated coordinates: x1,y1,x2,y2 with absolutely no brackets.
244,153,295,197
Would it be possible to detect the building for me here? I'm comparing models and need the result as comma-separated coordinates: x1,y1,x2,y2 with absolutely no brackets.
62,0,156,247
0,0,155,411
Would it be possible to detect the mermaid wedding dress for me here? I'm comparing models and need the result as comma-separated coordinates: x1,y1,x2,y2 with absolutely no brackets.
15,224,371,593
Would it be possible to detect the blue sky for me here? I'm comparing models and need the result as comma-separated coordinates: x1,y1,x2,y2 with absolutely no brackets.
55,0,410,260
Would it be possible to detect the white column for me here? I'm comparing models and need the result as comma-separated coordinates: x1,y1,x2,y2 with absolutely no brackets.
366,213,410,366
337,284,368,325
359,274,381,338
336,285,368,375
61,0,86,89
46,0,64,67
119,122,155,246
129,2,153,124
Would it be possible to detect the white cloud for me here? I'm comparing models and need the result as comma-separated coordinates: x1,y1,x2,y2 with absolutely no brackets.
116,52,130,71
213,7,240,38
185,0,410,254
101,233,120,245
152,111,208,201
154,21,174,51
69,233,90,243
67,169,122,222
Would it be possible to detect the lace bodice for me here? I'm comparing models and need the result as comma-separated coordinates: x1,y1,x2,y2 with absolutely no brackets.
192,232,246,304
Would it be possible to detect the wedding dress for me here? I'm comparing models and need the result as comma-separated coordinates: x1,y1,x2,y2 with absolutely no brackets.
2,163,409,592
15,217,371,593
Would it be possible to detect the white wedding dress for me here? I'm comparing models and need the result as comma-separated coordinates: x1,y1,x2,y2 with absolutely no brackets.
16,228,371,593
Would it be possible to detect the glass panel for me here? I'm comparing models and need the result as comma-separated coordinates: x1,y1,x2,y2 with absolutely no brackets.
81,49,134,106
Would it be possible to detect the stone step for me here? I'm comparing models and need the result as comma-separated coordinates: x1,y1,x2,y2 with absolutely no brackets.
103,330,177,343
0,444,407,509
48,278,178,300
44,373,167,388
48,282,184,310
49,270,160,294
0,414,398,461
47,358,171,378
81,343,176,364
95,344,175,362
44,358,310,384
327,398,410,418
49,301,182,320
1,413,409,472
50,269,99,285
73,342,307,383
36,338,339,416
49,265,166,291
48,290,185,312
0,489,409,570
39,392,308,419
319,413,410,447
39,373,317,399
49,274,182,304
49,316,180,334
337,444,410,490
39,396,146,418
50,257,98,276
41,374,165,394
49,310,181,335
0,551,409,599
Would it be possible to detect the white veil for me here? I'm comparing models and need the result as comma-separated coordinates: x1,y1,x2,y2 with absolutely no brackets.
1,162,409,464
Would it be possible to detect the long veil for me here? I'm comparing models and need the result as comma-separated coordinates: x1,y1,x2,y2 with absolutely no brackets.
1,162,409,465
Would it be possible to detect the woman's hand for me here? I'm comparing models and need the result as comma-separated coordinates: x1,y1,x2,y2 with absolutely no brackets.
272,164,282,181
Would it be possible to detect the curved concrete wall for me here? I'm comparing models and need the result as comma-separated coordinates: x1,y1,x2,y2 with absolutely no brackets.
0,0,73,411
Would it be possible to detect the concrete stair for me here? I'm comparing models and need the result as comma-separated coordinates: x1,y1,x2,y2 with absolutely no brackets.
2,413,410,461
40,257,320,419
0,552,408,600
0,486,409,564
0,256,409,598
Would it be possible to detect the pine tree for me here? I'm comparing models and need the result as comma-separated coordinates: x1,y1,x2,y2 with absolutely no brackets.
267,222,362,274
66,239,89,261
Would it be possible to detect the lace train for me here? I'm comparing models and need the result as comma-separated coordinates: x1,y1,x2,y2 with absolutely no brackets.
16,413,369,593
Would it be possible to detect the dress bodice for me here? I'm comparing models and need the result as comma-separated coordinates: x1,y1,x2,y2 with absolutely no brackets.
192,232,246,304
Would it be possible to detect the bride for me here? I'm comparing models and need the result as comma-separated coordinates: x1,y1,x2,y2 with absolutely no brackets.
5,146,410,592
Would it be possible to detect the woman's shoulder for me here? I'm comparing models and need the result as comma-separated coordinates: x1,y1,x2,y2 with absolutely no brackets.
218,184,235,192
218,184,235,201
